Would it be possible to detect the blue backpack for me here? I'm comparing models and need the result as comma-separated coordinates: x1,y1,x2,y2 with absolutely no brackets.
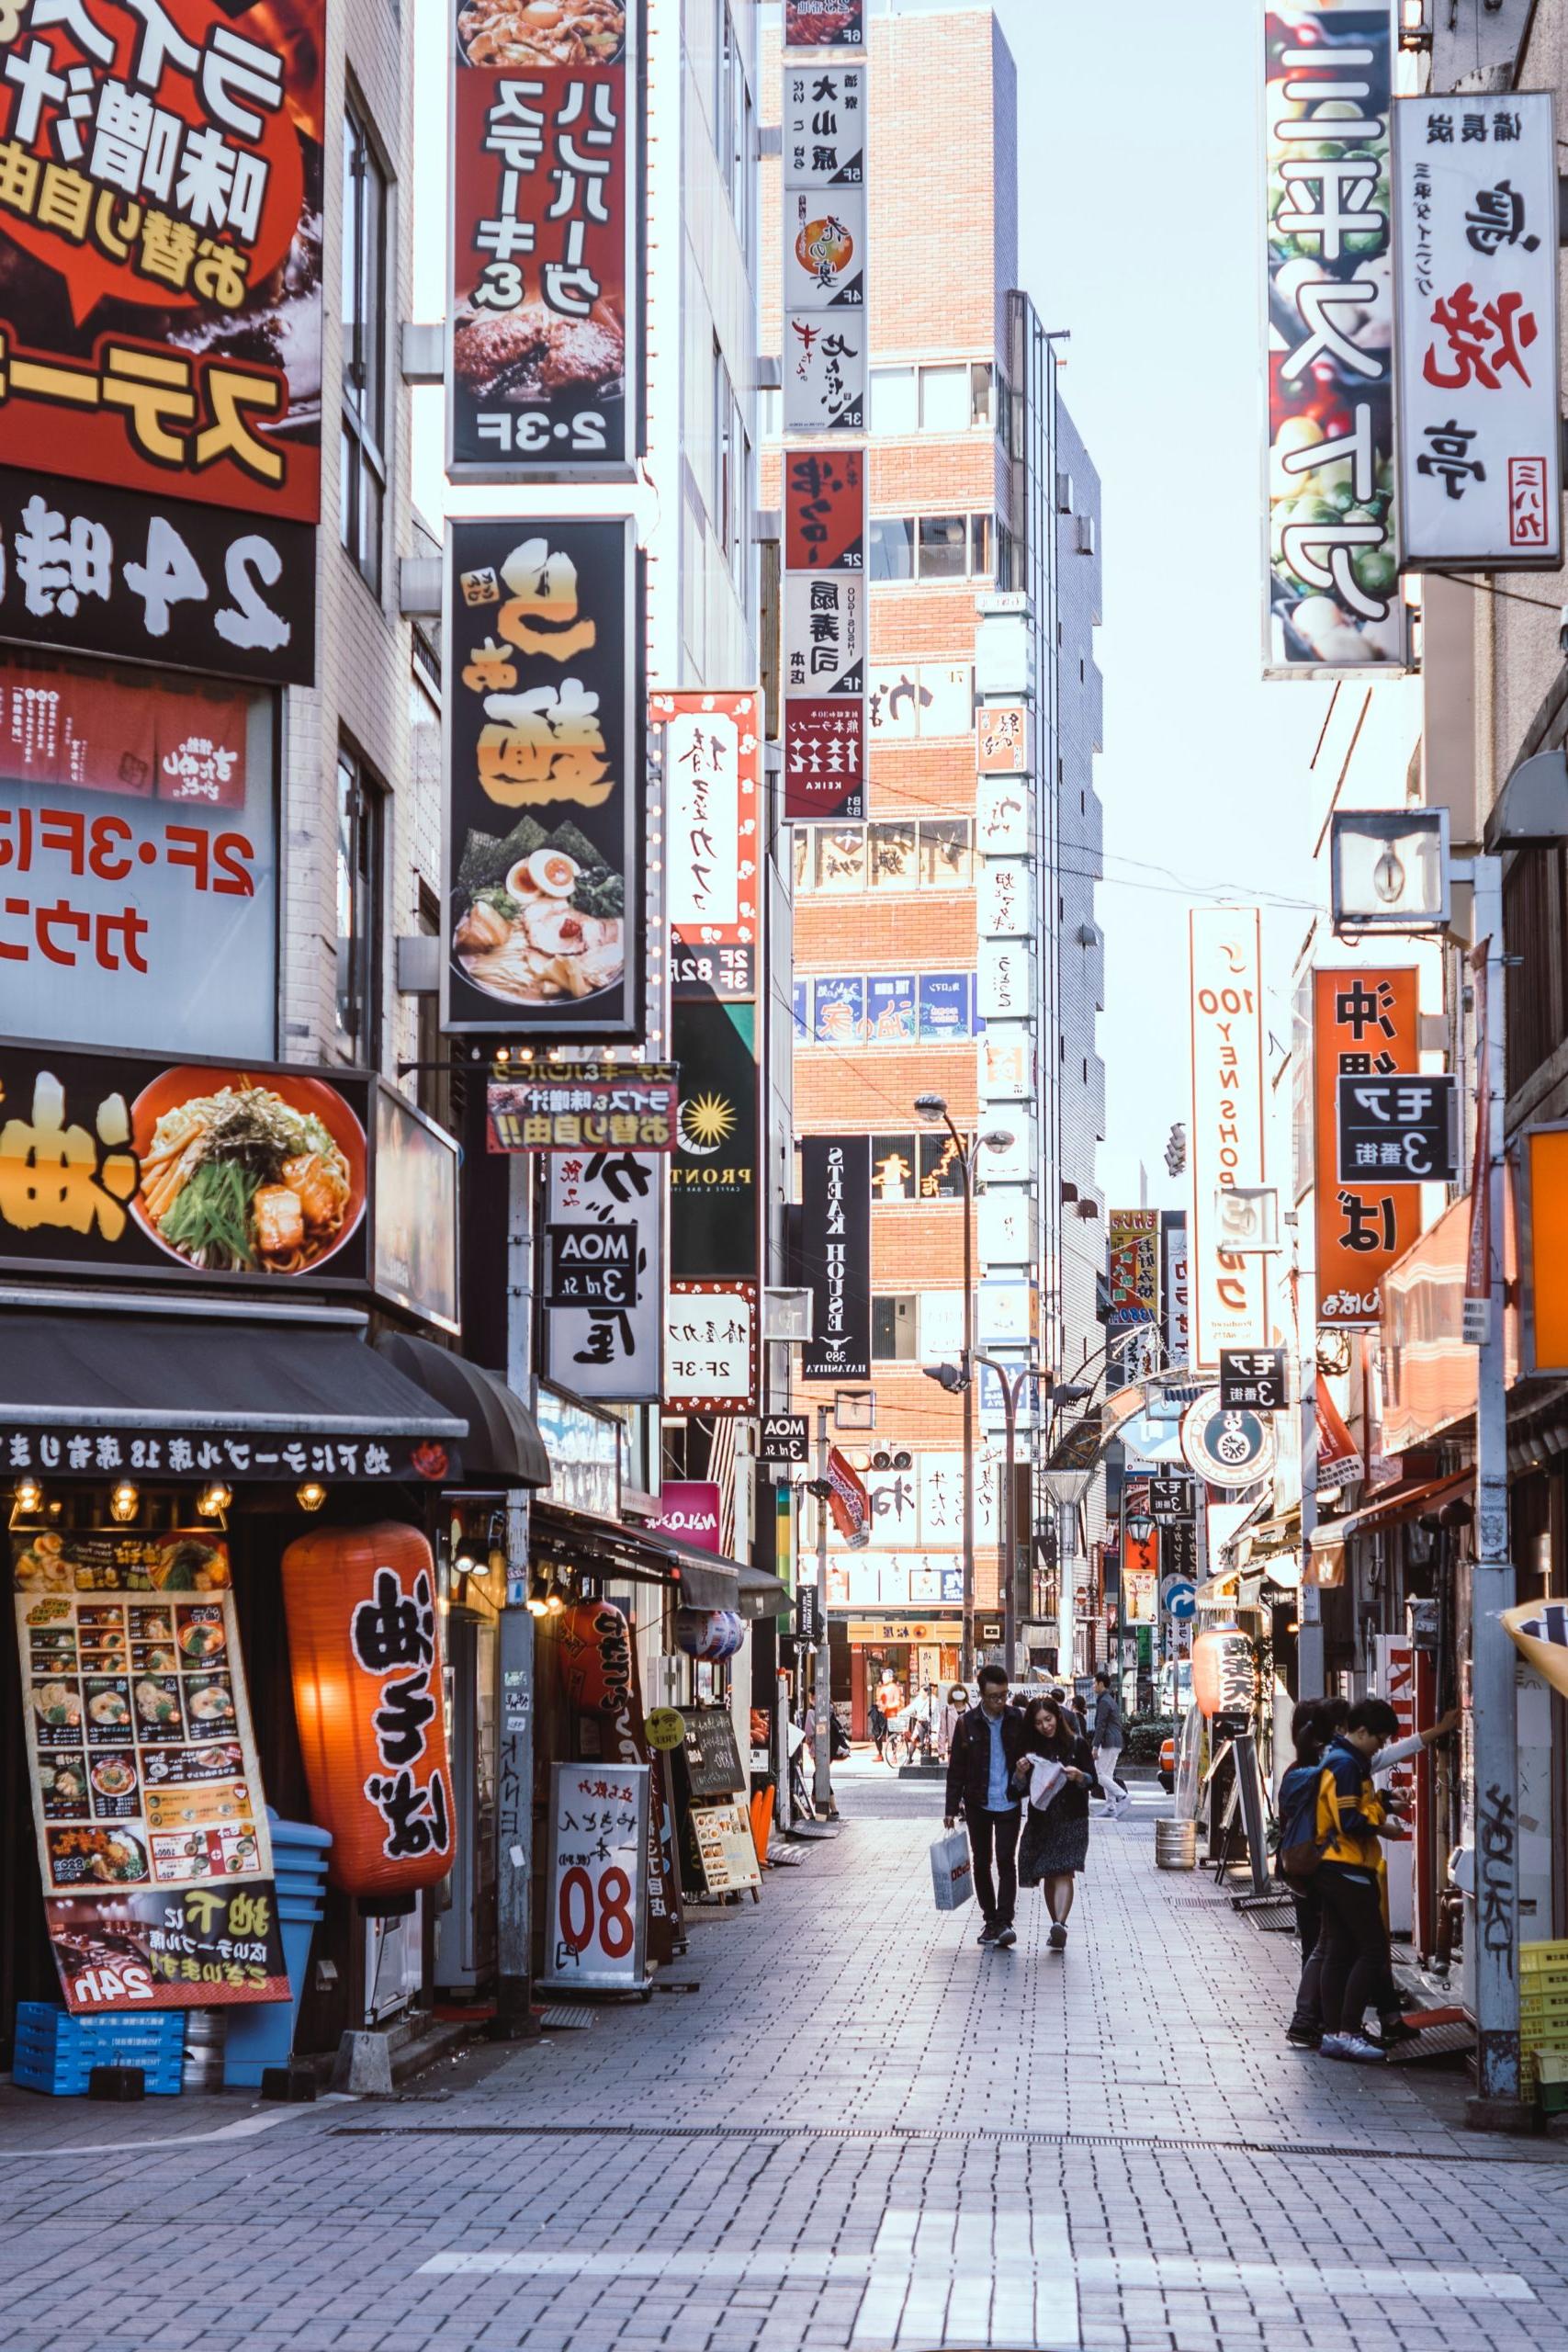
1276,1761,1330,1883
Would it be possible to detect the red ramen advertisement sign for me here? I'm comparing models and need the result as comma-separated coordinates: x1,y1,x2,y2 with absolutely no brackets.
447,0,639,480
0,0,325,524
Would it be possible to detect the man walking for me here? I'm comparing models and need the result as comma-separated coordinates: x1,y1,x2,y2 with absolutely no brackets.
1091,1671,1130,1821
943,1663,1029,1949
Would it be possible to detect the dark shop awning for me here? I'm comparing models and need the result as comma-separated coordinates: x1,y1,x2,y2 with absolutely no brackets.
375,1329,549,1487
0,1309,465,1482
734,1561,791,1620
532,1500,740,1611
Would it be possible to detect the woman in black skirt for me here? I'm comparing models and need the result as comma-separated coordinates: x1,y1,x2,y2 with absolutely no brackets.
1011,1695,1096,1951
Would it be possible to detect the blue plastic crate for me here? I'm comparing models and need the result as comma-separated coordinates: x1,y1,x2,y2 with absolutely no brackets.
14,2044,186,2097
13,2002,185,2095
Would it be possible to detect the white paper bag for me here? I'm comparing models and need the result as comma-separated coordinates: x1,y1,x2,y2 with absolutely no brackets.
930,1827,974,1913
1025,1758,1066,1812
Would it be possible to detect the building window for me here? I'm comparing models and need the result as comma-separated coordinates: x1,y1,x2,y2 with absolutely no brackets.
873,1295,919,1362
919,818,972,888
713,344,749,588
870,366,918,434
340,102,388,596
870,514,997,582
970,513,994,576
335,745,383,1065
970,362,994,426
918,514,968,579
919,365,970,433
759,382,782,440
869,514,915,582
794,820,973,895
867,820,918,888
871,361,996,435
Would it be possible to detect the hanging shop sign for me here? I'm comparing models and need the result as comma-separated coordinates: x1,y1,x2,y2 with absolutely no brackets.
1263,8,1404,673
784,0,864,44
1336,1071,1458,1185
1189,907,1268,1366
976,706,1033,775
282,1522,455,1900
784,574,864,699
760,1413,810,1465
373,1087,459,1335
554,1599,634,1718
447,0,640,481
784,62,864,182
784,309,866,436
487,1063,676,1152
784,449,863,574
800,1135,871,1382
654,1482,722,1553
670,1001,759,1281
1163,1215,1190,1367
1315,1380,1364,1492
541,1758,649,1993
653,689,761,1003
1106,1209,1160,1329
783,697,863,822
0,0,325,528
1314,967,1421,1330
0,1043,370,1291
541,1147,661,1402
662,1280,757,1415
1149,1473,1195,1526
1393,92,1561,571
1503,1599,1568,1702
444,516,642,1040
0,651,277,1057
1218,1347,1288,1414
14,1530,288,2014
1179,1391,1278,1489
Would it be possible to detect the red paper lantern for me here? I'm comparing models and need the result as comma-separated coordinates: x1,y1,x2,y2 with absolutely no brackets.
553,1600,633,1715
1191,1626,1253,1721
282,1521,455,1897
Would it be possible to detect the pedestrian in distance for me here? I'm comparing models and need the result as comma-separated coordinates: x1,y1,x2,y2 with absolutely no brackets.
868,1693,889,1763
1310,1698,1411,2063
1089,1669,1130,1820
939,1684,969,1763
1013,1695,1096,1949
943,1662,1030,1950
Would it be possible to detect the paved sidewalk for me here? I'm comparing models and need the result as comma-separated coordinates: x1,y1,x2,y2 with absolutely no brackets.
1,1758,1565,2352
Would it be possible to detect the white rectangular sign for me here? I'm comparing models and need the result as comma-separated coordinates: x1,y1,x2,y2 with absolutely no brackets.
541,1761,649,1993
784,574,865,698
1189,908,1268,1368
784,62,865,187
544,1152,664,1403
1393,92,1562,570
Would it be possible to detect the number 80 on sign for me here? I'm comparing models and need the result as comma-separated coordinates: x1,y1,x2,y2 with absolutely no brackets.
541,1760,651,1995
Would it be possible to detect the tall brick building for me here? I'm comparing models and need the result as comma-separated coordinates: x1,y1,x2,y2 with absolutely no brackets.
764,6,1106,1721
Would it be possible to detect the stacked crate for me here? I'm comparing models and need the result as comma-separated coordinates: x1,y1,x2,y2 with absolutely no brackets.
1521,1939,1568,2104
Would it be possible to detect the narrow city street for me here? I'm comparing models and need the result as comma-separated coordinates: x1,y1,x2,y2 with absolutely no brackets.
2,1762,1565,2352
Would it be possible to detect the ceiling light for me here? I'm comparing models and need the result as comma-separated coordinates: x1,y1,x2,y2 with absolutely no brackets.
108,1480,139,1524
196,1481,231,1521
13,1476,42,1515
295,1480,328,1512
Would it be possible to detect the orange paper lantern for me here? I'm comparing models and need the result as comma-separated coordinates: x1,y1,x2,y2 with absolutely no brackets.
554,1600,633,1715
282,1521,455,1897
1191,1626,1253,1722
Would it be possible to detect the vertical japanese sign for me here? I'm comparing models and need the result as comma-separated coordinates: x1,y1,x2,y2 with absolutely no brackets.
1162,1214,1190,1367
784,1,864,44
783,447,865,819
543,1147,662,1402
443,517,642,1040
1189,908,1267,1368
781,62,865,433
670,1001,759,1281
1314,966,1421,1330
800,1134,871,1383
652,690,761,1002
1393,93,1561,571
1107,1210,1160,1328
1264,8,1405,673
448,0,640,480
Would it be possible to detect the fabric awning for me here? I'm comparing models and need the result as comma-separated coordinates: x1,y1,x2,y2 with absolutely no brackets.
1329,1467,1472,1544
375,1330,548,1487
0,1309,464,1481
531,1500,740,1611
734,1561,790,1620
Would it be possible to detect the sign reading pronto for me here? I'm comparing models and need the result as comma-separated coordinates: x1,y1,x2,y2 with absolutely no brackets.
448,2,641,480
800,1136,871,1382
444,517,642,1041
671,1001,760,1280
654,690,761,1002
1393,92,1561,571
1189,909,1268,1366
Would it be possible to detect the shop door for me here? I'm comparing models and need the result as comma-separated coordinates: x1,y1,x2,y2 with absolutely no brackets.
435,1609,498,1990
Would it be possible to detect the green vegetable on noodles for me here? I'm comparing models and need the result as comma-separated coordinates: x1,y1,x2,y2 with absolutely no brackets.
157,1158,257,1271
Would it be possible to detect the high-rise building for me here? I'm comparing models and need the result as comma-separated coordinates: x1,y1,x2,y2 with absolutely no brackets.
763,6,1105,1720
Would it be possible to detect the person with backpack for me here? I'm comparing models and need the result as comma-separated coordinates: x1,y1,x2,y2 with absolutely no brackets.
1276,1700,1333,2048
1089,1670,1129,1821
1310,1698,1411,2062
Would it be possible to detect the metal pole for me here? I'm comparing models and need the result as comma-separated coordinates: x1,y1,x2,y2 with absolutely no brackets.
495,1153,536,2037
1001,1374,1018,1679
954,1120,976,1682
1467,854,1523,2128
813,1404,835,1815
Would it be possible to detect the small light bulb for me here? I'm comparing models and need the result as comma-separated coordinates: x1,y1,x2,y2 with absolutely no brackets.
1371,845,1406,905
296,1480,328,1512
14,1476,43,1514
108,1480,139,1524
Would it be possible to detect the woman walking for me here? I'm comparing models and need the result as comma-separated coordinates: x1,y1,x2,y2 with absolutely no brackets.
1012,1695,1095,1951
939,1684,969,1763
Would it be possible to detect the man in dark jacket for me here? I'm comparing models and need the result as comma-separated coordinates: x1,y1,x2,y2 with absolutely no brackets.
1091,1671,1129,1820
943,1663,1030,1948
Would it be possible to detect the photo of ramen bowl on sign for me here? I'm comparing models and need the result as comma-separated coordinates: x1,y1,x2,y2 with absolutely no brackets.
454,815,625,1005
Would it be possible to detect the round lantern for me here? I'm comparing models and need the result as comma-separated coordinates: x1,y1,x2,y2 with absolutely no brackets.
553,1599,633,1715
675,1607,744,1662
1191,1625,1253,1722
282,1521,456,1902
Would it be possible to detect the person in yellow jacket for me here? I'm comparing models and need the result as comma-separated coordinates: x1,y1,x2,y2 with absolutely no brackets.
1314,1698,1409,2063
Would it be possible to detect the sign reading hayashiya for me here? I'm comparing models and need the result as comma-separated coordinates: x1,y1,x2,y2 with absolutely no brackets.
486,1064,676,1152
448,0,639,480
1393,93,1561,571
653,691,760,1005
1263,8,1406,673
1314,967,1422,1330
542,1147,661,1404
445,518,641,1040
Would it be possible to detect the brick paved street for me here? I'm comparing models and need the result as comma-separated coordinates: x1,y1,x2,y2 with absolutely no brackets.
2,1760,1566,2352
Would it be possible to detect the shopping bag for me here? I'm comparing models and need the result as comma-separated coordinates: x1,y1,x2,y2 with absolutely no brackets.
930,1827,974,1914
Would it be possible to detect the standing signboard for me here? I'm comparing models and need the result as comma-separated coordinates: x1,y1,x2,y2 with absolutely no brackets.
543,1148,663,1402
1263,7,1404,673
800,1136,871,1382
1393,93,1561,571
443,517,642,1041
540,1758,649,1993
1314,967,1422,1331
653,690,761,1001
1189,908,1268,1366
14,1531,288,2014
447,1,640,481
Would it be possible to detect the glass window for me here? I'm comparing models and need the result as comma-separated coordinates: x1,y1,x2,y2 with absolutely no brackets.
869,514,915,582
919,1134,966,1200
793,825,812,893
918,514,968,579
871,367,918,434
871,1136,919,1202
970,514,994,576
813,976,865,1044
334,745,382,1065
919,365,969,433
340,102,388,597
970,361,994,426
873,1295,919,1361
919,819,972,888
813,827,866,891
758,383,782,441
867,821,918,888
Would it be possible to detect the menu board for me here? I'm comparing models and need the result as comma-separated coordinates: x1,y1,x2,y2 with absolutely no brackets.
686,1800,761,1896
677,1706,746,1797
13,1531,288,2013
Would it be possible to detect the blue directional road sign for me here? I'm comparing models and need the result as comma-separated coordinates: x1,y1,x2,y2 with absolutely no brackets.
1161,1575,1197,1621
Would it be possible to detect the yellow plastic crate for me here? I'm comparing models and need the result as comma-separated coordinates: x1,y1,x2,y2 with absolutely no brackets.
1521,1939,1568,1977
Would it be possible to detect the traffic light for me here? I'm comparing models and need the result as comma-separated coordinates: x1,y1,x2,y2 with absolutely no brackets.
1164,1121,1187,1177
